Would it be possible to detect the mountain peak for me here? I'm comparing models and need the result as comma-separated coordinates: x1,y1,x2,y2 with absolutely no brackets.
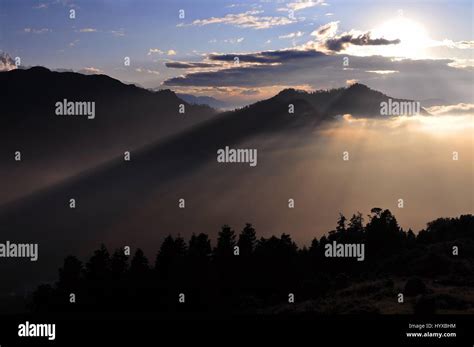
268,82,426,117
276,83,373,98
25,66,51,73
346,82,370,90
275,88,309,99
154,88,178,98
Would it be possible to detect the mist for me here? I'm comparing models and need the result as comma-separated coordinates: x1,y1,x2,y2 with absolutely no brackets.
101,114,473,250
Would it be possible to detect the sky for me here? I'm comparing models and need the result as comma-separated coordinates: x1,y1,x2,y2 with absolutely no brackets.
0,0,473,106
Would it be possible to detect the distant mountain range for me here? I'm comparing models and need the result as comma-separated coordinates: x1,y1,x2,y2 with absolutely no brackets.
0,66,429,200
176,93,234,110
0,66,429,204
270,83,429,117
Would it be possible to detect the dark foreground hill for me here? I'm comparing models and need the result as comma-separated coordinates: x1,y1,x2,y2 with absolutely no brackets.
26,210,474,316
0,67,216,203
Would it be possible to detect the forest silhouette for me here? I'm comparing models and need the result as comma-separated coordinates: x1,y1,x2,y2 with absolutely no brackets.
29,208,473,316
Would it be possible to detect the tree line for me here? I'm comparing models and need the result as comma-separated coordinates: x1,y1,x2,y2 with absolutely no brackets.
29,208,473,314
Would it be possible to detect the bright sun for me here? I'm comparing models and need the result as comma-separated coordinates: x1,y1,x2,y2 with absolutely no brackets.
372,16,431,58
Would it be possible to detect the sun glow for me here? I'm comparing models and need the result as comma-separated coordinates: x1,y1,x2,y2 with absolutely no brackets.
405,115,474,134
351,114,474,135
372,16,430,58
345,16,432,59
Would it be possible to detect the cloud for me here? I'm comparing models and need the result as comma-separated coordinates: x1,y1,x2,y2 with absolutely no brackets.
163,48,473,103
135,68,160,75
164,49,327,87
207,49,325,64
240,88,260,95
109,29,125,37
78,28,97,33
311,21,339,39
0,52,16,71
279,31,304,39
309,22,400,52
324,33,400,52
78,67,103,75
39,0,76,8
423,39,474,67
436,40,474,50
73,28,124,37
279,0,327,12
186,10,294,30
165,61,221,69
447,59,474,69
148,48,164,55
223,37,245,44
210,38,245,44
366,70,398,75
23,28,51,34
33,3,48,9
427,103,474,115
148,48,176,56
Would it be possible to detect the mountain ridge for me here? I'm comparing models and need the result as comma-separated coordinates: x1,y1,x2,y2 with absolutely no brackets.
0,66,217,203
0,66,430,204
271,82,429,117
176,93,234,110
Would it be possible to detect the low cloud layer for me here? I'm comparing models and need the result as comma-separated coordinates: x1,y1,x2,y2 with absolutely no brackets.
427,103,474,115
166,61,222,69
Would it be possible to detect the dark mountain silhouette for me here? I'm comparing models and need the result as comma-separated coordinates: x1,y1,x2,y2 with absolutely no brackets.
272,83,429,117
1,66,216,145
0,66,216,202
177,93,234,110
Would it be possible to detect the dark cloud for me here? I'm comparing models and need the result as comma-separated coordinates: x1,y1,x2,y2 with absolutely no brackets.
165,64,275,87
209,49,324,63
163,48,473,103
165,61,221,69
325,33,401,52
240,89,260,95
316,23,336,37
